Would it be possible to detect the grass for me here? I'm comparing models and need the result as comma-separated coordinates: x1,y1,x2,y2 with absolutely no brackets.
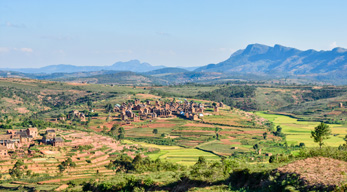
256,112,347,147
123,140,220,166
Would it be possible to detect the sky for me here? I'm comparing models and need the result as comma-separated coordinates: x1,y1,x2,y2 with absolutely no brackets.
1,0,347,68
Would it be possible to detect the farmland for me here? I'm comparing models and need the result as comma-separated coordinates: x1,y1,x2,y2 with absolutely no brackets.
0,78,347,191
256,112,347,147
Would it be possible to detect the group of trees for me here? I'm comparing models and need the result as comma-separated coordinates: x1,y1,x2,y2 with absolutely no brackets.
9,160,28,179
109,124,125,141
106,154,180,173
198,85,257,110
57,158,77,174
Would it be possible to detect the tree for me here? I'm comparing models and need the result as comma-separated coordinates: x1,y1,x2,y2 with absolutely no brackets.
253,144,259,151
9,160,26,178
274,125,284,137
152,129,158,134
87,100,93,109
118,127,125,141
196,156,206,165
58,158,76,174
118,127,125,135
311,122,331,149
58,164,66,173
263,132,268,140
118,133,124,141
105,103,113,113
110,124,120,136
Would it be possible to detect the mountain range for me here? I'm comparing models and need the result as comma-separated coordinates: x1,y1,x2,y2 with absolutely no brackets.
1,60,165,73
195,44,347,78
1,44,347,85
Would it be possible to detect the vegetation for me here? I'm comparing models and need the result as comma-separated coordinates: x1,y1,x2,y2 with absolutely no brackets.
311,122,332,148
0,78,347,191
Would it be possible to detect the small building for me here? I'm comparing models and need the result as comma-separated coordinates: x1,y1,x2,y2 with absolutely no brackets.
192,114,199,121
26,128,38,138
7,130,17,135
42,129,57,144
6,141,15,150
46,129,56,137
339,103,344,108
133,115,140,122
0,145,8,156
214,106,219,112
53,137,64,147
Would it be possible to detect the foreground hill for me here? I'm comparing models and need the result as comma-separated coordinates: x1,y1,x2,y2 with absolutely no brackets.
195,44,347,84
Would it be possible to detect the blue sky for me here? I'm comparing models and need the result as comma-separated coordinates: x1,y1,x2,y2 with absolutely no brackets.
1,0,347,68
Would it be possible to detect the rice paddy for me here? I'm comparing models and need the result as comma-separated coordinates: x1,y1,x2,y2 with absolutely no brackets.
256,112,347,147
123,140,220,166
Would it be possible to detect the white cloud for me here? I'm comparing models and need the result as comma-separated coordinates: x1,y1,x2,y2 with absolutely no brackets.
41,35,72,41
0,47,10,53
4,22,26,28
20,48,33,53
0,47,33,53
329,41,337,49
156,32,171,37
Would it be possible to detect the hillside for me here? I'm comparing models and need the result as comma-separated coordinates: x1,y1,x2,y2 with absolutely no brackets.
0,78,347,191
60,71,168,85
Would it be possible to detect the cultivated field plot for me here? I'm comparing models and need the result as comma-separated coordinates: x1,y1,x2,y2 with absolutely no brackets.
124,140,220,166
123,107,284,158
256,112,347,147
0,129,146,190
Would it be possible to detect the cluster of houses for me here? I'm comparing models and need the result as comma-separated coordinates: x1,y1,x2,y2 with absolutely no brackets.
0,127,64,158
114,98,224,123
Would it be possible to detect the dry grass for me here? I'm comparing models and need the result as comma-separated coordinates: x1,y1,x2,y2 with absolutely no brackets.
276,157,347,188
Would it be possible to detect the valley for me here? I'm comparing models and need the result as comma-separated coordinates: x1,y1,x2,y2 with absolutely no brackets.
0,78,346,191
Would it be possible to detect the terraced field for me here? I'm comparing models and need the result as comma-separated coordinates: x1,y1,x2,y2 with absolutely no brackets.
0,130,145,191
256,112,347,147
123,140,220,166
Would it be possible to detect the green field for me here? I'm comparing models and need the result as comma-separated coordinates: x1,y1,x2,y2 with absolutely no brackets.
123,140,220,166
256,112,347,147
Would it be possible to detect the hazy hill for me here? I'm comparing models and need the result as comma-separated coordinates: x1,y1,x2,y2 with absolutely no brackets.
60,71,167,85
2,60,165,73
143,67,189,75
195,44,347,81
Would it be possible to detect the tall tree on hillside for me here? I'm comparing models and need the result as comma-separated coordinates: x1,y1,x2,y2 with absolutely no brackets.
118,127,125,142
311,122,331,149
105,103,113,113
87,100,93,110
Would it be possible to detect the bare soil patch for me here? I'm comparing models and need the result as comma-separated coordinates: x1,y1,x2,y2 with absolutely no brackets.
220,139,241,145
137,93,161,99
16,107,29,113
184,123,215,128
148,123,176,128
172,130,214,133
275,157,347,189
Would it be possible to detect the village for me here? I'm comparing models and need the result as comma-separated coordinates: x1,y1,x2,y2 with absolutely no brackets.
0,127,64,159
0,98,224,160
114,98,223,123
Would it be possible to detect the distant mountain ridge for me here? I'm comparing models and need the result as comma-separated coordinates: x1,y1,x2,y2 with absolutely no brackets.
1,44,347,85
195,44,347,77
2,60,165,73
